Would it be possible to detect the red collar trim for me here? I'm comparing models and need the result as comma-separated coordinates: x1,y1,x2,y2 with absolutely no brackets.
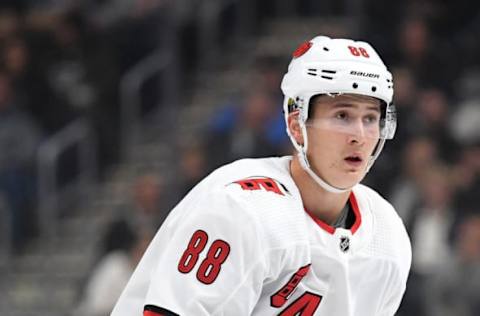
304,192,362,235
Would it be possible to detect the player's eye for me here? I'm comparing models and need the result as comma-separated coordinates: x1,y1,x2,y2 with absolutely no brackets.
335,111,349,121
363,114,380,124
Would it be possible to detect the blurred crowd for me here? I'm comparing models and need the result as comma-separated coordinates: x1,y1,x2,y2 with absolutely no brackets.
1,1,480,316
0,0,168,252
364,2,480,315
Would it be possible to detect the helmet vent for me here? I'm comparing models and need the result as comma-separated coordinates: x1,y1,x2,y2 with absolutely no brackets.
306,69,337,78
307,68,318,76
320,69,336,80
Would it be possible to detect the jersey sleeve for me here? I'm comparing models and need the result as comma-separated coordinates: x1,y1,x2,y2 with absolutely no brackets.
376,210,412,316
143,186,268,315
375,274,407,316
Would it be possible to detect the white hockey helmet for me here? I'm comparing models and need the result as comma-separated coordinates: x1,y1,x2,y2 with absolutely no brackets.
281,36,396,193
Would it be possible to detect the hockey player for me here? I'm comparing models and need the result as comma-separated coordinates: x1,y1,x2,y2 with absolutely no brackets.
111,35,411,316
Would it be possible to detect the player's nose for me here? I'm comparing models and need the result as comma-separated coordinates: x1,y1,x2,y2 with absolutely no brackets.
347,119,367,144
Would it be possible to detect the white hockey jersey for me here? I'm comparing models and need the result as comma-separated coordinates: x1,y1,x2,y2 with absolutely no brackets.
111,156,411,316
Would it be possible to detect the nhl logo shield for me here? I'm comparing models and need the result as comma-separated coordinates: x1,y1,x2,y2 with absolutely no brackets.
340,236,350,252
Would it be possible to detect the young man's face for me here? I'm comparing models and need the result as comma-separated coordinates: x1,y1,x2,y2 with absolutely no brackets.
305,94,382,189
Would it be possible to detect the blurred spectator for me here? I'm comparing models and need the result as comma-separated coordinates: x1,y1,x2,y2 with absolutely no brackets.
74,230,152,316
206,89,282,169
122,173,166,233
399,162,456,316
425,215,480,316
1,34,44,118
414,88,459,162
25,8,124,170
3,36,29,80
0,9,20,40
451,143,480,230
128,174,165,232
398,16,430,66
252,56,290,152
252,56,285,99
410,163,455,275
395,15,454,91
83,1,172,169
0,70,42,251
390,66,419,144
75,173,166,315
176,142,209,197
389,136,438,225
450,97,480,146
83,0,169,72
39,11,96,131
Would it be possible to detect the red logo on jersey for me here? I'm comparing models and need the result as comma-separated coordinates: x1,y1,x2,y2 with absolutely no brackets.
271,264,311,307
270,265,323,315
277,292,322,316
292,41,313,58
234,177,284,196
144,305,179,316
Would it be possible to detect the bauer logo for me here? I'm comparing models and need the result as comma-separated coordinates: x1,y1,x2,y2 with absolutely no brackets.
350,71,380,79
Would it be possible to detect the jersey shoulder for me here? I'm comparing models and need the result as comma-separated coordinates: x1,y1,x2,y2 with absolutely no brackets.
206,156,294,188
198,157,299,205
170,156,299,221
198,157,309,249
355,184,405,225
355,184,412,276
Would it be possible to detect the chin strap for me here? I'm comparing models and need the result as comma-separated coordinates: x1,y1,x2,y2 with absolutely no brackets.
366,138,386,172
297,149,351,194
297,120,352,194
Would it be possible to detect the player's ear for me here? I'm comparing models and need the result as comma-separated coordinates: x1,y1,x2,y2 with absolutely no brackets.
287,112,304,146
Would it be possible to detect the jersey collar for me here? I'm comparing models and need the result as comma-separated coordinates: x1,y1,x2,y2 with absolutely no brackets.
304,192,362,235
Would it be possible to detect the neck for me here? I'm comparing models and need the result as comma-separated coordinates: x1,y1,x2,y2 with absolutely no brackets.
290,156,351,225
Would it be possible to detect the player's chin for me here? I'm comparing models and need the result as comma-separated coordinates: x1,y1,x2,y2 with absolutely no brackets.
334,179,360,190
335,169,365,188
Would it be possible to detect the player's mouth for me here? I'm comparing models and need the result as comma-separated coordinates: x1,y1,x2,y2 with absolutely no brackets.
344,154,364,168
